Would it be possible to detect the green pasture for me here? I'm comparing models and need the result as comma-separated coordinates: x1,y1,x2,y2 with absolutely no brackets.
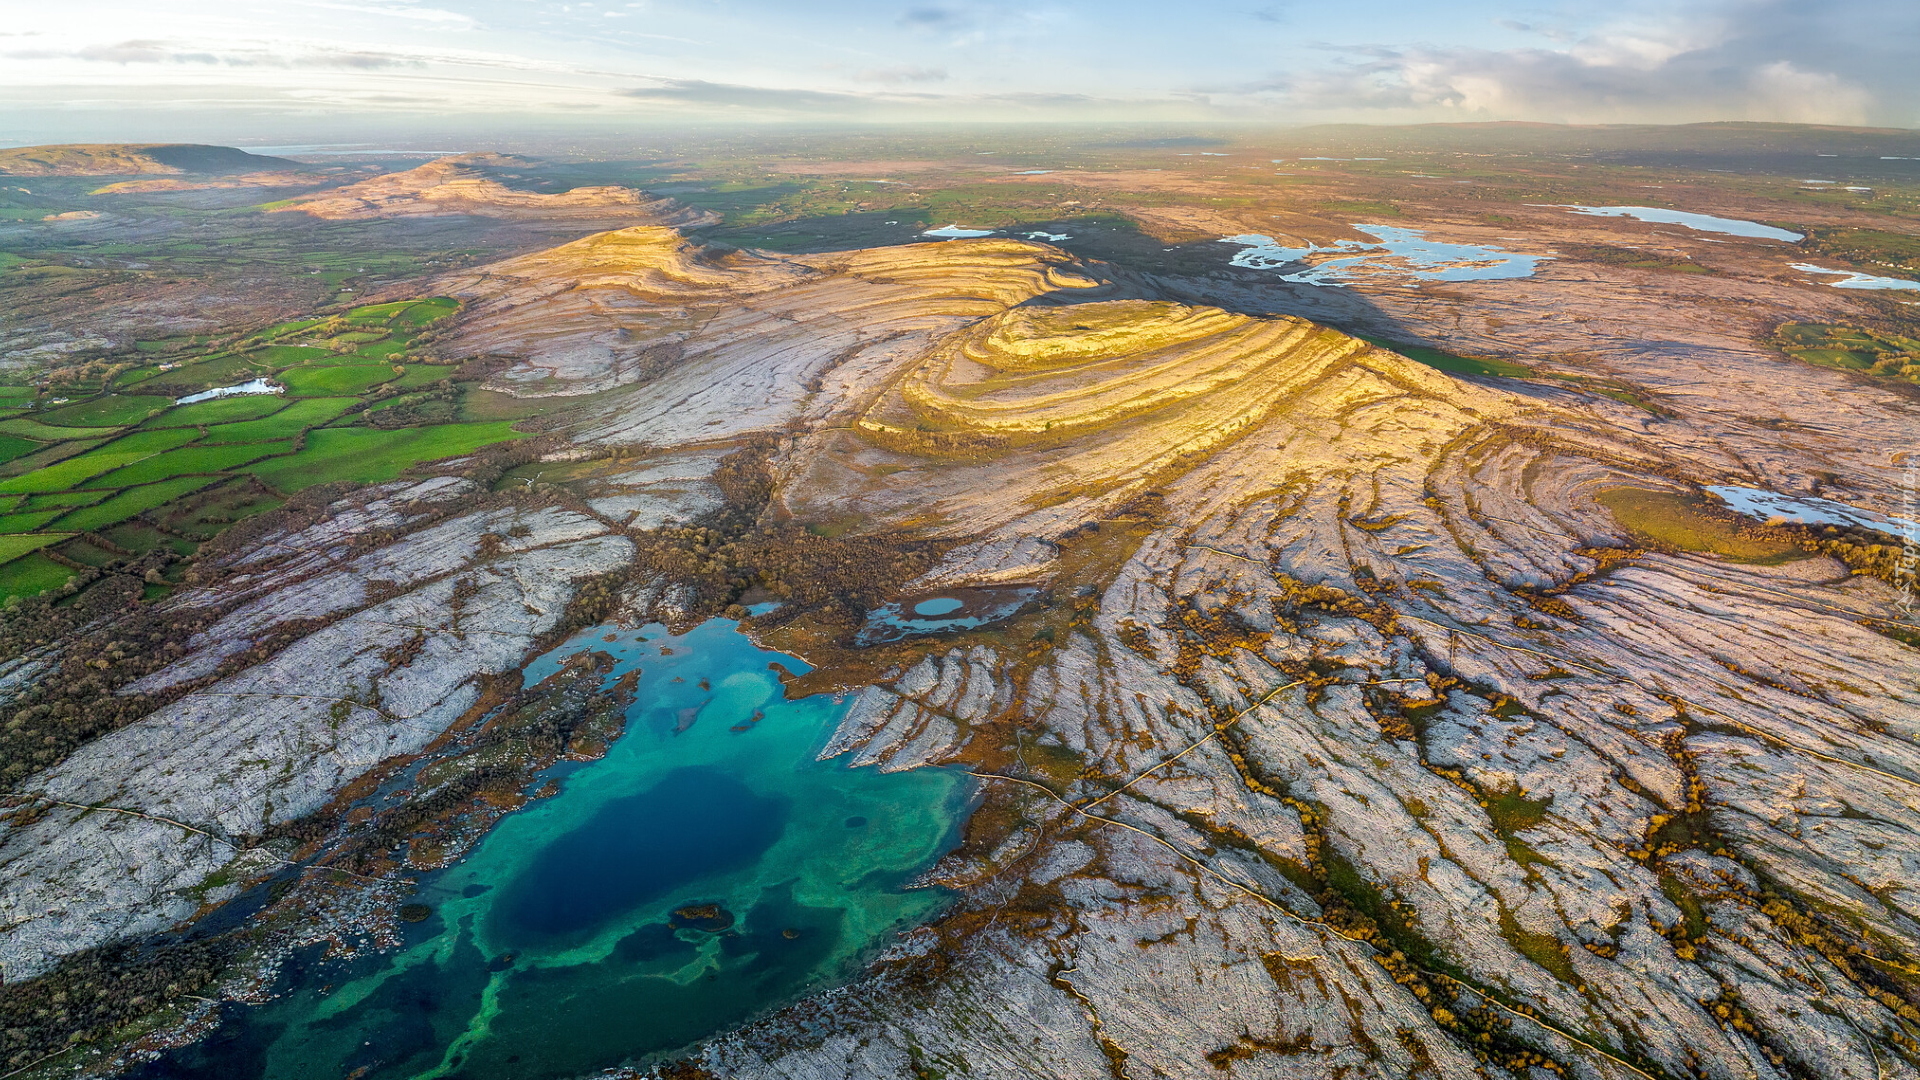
0,429,200,494
247,422,522,491
280,365,398,397
54,476,227,533
88,440,296,489
142,394,288,429
0,532,71,565
37,395,172,428
0,553,75,599
200,398,355,442
0,295,533,604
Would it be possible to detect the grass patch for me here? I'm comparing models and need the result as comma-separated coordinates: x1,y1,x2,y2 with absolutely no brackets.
37,395,172,428
85,440,295,488
0,510,66,532
349,338,411,361
279,365,397,397
0,418,123,442
1775,323,1919,386
101,522,196,556
200,398,355,442
53,476,226,532
0,532,72,564
1597,487,1806,564
246,422,523,491
248,344,333,366
158,479,284,537
1360,336,1533,378
0,435,40,466
0,552,75,601
0,429,201,494
386,364,457,390
457,388,568,422
56,537,121,569
148,353,272,391
0,440,110,479
140,394,288,429
1498,907,1578,985
21,490,107,511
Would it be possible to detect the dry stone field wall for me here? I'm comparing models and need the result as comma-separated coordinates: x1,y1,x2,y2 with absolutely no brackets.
2,225,1915,1080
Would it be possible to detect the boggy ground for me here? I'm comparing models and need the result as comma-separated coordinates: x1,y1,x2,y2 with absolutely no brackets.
0,128,1918,1080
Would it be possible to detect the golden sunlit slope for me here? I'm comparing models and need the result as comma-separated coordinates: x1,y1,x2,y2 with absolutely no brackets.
0,143,296,176
276,153,719,223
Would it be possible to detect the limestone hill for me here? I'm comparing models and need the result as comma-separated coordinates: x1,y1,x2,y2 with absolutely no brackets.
0,143,297,176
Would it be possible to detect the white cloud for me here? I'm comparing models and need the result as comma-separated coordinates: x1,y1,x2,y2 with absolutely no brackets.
1232,0,1904,125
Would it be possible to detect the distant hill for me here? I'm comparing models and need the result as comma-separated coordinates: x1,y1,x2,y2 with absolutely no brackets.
0,143,300,177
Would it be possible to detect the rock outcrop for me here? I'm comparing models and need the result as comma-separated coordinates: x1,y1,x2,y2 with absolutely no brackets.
276,153,717,225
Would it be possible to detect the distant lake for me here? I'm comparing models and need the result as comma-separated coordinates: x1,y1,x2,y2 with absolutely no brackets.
1788,263,1920,291
1220,225,1546,286
1557,206,1804,242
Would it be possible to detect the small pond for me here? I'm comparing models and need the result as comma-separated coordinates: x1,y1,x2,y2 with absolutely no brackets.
174,378,283,405
1709,485,1916,536
857,584,1040,646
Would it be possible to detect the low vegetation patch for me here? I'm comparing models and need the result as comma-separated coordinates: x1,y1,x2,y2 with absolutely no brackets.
1596,487,1806,564
1775,322,1920,385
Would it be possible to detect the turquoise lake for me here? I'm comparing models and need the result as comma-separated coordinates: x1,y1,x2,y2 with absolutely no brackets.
136,618,971,1079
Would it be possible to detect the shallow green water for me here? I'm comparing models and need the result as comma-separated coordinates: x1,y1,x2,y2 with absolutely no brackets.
139,618,969,1079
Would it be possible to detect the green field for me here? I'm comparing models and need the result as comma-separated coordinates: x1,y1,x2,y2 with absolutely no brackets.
0,532,71,564
1776,323,1920,385
37,394,172,428
88,440,296,488
201,398,357,442
0,297,508,602
250,344,333,366
0,428,200,494
54,476,227,532
0,509,67,532
279,365,399,397
0,418,124,441
151,353,272,390
0,434,39,465
0,553,75,599
142,394,288,429
248,422,522,491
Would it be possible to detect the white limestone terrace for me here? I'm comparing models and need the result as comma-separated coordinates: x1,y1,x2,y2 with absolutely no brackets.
0,495,633,980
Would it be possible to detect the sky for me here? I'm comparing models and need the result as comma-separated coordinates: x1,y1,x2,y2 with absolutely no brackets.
1,0,1915,143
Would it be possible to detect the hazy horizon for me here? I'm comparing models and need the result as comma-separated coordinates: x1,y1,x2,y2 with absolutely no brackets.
3,0,1916,146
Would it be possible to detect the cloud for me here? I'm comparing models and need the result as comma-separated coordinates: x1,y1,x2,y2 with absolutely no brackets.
1253,0,1909,125
899,6,967,28
855,65,948,84
16,39,426,70
620,78,892,112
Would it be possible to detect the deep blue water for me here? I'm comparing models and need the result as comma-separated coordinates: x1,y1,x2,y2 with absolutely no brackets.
132,618,970,1080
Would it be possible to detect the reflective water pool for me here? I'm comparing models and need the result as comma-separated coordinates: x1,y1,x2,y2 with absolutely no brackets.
136,618,971,1080
1219,226,1545,285
1556,206,1804,242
